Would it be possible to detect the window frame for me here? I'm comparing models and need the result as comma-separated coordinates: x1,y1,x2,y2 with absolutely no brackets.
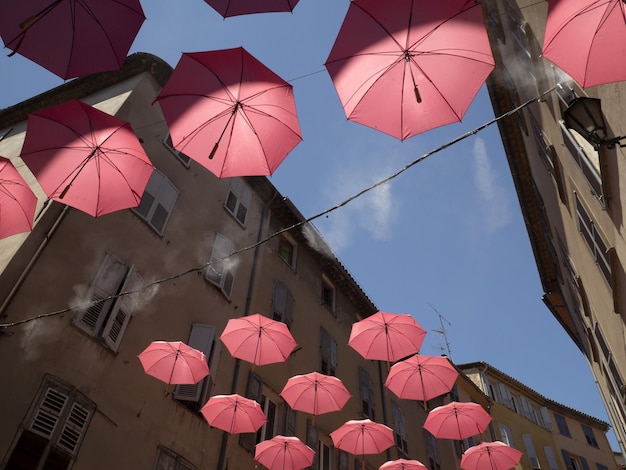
391,401,408,455
320,328,337,376
272,280,294,327
554,413,571,437
133,168,179,235
321,276,336,315
581,424,599,448
163,133,191,167
358,367,375,420
278,234,297,270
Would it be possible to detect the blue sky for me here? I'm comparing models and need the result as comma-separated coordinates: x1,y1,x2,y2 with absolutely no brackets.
0,0,618,448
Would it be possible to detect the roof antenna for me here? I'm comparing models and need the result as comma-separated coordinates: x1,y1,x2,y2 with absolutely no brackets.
428,303,453,360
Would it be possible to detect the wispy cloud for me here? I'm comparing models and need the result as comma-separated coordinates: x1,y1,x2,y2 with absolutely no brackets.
472,137,510,231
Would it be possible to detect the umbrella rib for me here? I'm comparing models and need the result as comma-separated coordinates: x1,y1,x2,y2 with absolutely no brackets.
6,0,63,54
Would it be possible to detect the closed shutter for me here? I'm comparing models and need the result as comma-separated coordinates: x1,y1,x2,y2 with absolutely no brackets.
174,324,215,402
239,373,262,452
539,407,553,430
273,280,293,326
306,418,319,470
284,405,297,437
103,266,143,351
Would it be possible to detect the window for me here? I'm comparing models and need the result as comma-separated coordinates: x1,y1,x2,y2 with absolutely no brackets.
574,193,612,287
134,169,178,235
2,375,94,469
562,123,603,205
154,445,196,470
74,253,143,352
523,434,541,469
320,328,337,376
597,464,609,470
424,430,441,470
205,233,237,298
321,277,335,314
174,324,215,405
164,133,191,167
499,423,514,447
272,280,294,327
554,413,571,437
224,178,251,225
306,419,319,470
319,441,333,470
256,394,278,444
539,407,553,430
240,373,285,452
358,367,375,420
391,402,408,455
544,446,559,470
581,424,599,447
278,234,297,269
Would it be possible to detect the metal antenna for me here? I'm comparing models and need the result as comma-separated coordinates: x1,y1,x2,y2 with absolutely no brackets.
428,303,452,360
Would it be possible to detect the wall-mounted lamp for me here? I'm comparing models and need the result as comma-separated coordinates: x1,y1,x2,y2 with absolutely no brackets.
563,97,626,149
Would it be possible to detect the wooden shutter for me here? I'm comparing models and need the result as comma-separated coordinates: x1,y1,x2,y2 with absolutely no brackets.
239,372,262,452
30,386,68,439
306,418,319,470
151,177,178,234
57,399,92,455
206,233,234,291
273,280,294,326
561,450,574,470
284,404,297,437
522,434,540,469
103,266,143,352
539,407,553,430
544,446,559,470
174,324,215,402
359,367,374,419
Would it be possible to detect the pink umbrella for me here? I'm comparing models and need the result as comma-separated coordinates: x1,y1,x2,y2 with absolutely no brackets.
255,435,315,470
154,47,302,178
205,0,299,17
280,372,351,424
325,0,494,140
348,312,426,364
380,459,428,470
331,419,394,463
20,99,154,217
201,393,267,435
0,0,145,79
220,313,298,366
384,355,459,408
542,0,626,88
0,157,37,240
138,341,209,394
423,401,492,441
461,441,523,470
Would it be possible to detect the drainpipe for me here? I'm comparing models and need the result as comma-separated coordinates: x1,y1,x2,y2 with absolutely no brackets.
377,360,392,460
217,187,277,470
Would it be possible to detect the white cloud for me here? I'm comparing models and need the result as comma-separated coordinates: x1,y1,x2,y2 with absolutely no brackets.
472,137,510,231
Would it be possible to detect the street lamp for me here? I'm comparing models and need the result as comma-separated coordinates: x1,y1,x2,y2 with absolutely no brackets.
563,97,626,149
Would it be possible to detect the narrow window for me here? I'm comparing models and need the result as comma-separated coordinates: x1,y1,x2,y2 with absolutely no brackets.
205,233,237,298
224,178,251,226
164,133,191,167
134,169,178,235
320,328,337,376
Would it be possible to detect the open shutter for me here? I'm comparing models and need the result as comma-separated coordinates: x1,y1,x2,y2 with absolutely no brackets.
544,446,559,470
29,386,69,440
561,450,574,470
57,399,92,455
306,418,319,470
103,266,143,351
174,324,215,402
206,233,235,293
539,407,553,430
523,434,540,469
239,372,262,452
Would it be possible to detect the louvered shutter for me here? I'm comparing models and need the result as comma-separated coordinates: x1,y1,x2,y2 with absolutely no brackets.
174,324,215,402
522,434,540,469
239,372,262,452
539,407,553,430
206,233,235,297
29,386,68,440
57,399,92,454
103,266,143,352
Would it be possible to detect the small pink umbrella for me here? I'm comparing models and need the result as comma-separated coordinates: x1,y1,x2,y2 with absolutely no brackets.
380,459,428,470
221,313,298,366
330,419,395,470
138,341,209,394
0,157,37,240
201,393,267,435
348,312,426,365
205,0,299,17
280,372,351,424
423,402,492,441
255,435,315,470
461,441,523,470
385,355,459,408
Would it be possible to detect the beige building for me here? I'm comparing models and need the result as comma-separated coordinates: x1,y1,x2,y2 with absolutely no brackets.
0,53,468,470
479,0,626,457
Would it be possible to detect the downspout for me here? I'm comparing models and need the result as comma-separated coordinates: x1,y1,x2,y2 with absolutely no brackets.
377,360,392,460
217,188,277,470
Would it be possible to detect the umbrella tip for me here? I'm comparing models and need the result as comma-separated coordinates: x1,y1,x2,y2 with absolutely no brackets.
209,142,219,160
59,184,71,199
414,86,422,104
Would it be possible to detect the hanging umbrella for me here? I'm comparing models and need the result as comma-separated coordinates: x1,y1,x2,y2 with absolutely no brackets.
348,311,426,364
330,419,395,470
380,459,428,470
154,47,302,178
0,157,37,239
205,0,299,17
384,355,458,407
280,372,351,424
20,99,154,217
460,441,523,470
325,0,494,141
201,393,267,434
255,435,315,470
138,341,209,394
220,313,298,366
542,0,626,88
423,401,492,441
0,0,145,80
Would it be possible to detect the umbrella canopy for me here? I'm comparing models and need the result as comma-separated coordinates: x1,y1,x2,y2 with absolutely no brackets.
348,312,426,363
220,313,298,366
460,441,523,470
380,459,428,470
138,341,210,387
330,419,395,457
154,47,302,178
542,0,626,88
20,99,154,217
205,0,299,17
201,393,267,434
0,0,145,80
0,157,37,239
423,401,492,441
255,435,315,470
325,0,494,141
280,372,351,417
384,355,459,402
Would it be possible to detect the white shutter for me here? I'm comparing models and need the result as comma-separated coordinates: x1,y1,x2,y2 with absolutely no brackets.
30,386,68,439
499,423,514,447
206,233,235,295
544,446,559,470
498,383,513,408
523,434,540,469
57,400,92,454
103,267,143,351
174,324,215,402
539,407,553,430
151,177,178,234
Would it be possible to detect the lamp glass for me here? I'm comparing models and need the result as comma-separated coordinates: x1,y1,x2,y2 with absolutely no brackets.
563,97,607,144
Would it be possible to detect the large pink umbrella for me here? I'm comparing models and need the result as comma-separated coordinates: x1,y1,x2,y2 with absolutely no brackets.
331,419,394,470
542,0,626,88
0,157,37,240
201,393,267,435
0,0,145,79
348,312,426,364
154,47,302,178
461,441,523,470
205,0,299,17
255,435,315,470
20,99,154,217
423,401,492,441
280,372,351,423
384,355,458,407
138,341,210,394
325,0,494,141
380,459,428,470
220,313,298,366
